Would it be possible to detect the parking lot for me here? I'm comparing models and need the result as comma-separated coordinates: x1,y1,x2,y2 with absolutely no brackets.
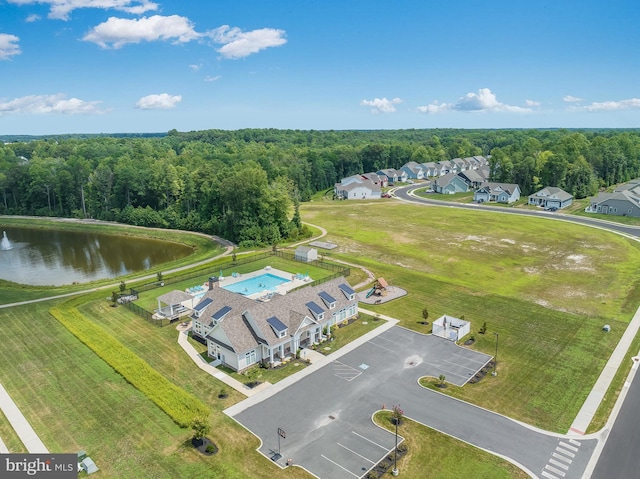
231,327,492,479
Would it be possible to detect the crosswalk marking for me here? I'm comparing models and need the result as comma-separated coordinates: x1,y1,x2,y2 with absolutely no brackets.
556,447,575,458
545,464,567,477
549,458,569,470
568,438,581,447
559,441,579,452
542,471,561,479
552,452,572,464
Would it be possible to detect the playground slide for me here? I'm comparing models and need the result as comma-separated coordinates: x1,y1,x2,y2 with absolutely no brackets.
365,287,376,298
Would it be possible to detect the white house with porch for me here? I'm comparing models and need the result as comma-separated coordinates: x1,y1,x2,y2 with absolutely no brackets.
191,276,358,372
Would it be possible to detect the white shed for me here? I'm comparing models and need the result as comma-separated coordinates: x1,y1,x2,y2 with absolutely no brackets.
295,246,318,262
432,315,470,342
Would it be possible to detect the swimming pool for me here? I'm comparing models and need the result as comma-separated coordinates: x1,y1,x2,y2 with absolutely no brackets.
223,273,290,296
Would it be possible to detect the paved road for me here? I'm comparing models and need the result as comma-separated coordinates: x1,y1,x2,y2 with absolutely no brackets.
590,363,640,479
392,185,640,240
233,327,596,479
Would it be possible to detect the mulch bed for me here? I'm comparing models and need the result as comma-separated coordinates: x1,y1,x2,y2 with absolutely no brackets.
192,437,218,456
468,360,495,384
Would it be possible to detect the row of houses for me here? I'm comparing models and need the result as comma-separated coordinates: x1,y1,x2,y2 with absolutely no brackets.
335,157,491,200
588,179,640,218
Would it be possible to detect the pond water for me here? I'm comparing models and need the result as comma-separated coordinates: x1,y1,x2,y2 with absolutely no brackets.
0,226,193,286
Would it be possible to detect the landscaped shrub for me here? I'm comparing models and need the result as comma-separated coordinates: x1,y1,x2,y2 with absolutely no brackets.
50,303,210,428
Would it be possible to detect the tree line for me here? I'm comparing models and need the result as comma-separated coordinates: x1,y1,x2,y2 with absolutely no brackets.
1,128,639,245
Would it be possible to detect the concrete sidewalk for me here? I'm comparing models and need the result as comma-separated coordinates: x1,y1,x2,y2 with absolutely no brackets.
569,303,640,435
0,384,48,453
0,436,9,453
176,328,271,397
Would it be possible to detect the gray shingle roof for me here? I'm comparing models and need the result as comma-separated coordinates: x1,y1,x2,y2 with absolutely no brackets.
157,290,193,305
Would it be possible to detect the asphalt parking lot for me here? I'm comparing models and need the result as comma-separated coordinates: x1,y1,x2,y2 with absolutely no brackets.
232,327,492,479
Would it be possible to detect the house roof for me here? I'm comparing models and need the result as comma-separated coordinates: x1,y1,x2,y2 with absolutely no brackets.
158,290,193,306
458,169,484,183
195,276,356,354
434,172,460,186
266,316,288,334
477,182,520,195
529,187,573,201
592,190,640,207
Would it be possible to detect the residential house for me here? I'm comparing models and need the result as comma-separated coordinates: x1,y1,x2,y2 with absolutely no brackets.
377,168,408,184
457,169,489,189
420,162,438,178
433,172,469,194
451,158,468,172
588,180,640,217
400,161,426,180
191,277,358,372
474,182,521,204
334,177,381,200
528,187,573,209
362,172,388,187
436,160,455,175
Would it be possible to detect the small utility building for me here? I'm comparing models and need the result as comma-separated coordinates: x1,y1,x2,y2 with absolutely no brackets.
432,315,470,342
295,246,318,263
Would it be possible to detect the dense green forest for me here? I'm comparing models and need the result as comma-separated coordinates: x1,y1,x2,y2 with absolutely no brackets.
1,128,640,246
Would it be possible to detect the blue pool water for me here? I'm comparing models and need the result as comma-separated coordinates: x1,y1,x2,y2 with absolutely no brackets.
223,273,290,296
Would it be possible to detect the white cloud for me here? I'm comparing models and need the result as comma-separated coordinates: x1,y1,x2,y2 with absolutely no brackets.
525,99,540,107
210,26,287,59
26,13,41,22
0,34,21,60
418,88,531,113
360,97,403,114
0,94,104,114
7,0,158,21
417,101,450,113
189,63,202,71
135,93,182,110
83,15,199,48
563,95,583,103
204,75,221,82
572,98,640,112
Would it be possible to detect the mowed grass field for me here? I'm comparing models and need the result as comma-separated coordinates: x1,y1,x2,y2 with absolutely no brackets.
0,300,312,479
301,201,640,431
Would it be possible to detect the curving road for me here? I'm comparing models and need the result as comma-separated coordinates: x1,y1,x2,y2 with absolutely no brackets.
392,185,640,240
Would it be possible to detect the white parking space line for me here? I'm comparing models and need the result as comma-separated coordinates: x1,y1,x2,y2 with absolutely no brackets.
337,443,376,464
450,351,489,365
443,358,483,373
321,454,359,478
367,340,396,354
351,431,389,450
334,361,363,381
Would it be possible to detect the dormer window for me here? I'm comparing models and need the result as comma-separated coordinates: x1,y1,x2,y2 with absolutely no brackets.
318,291,337,310
306,301,325,320
267,316,288,338
338,283,356,301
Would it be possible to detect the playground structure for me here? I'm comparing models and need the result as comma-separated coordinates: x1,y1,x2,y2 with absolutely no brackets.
365,277,390,298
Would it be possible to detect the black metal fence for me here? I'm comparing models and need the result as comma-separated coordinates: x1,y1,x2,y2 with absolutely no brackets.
120,250,350,327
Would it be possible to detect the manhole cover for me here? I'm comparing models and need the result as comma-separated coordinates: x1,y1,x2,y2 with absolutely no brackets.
329,415,335,420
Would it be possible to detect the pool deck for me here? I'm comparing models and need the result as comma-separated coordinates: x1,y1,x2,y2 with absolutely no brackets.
217,267,311,300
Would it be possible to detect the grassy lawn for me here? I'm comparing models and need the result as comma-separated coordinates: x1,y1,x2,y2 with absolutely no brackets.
302,201,640,431
217,359,310,385
0,217,223,305
373,412,529,479
0,299,312,479
319,313,385,355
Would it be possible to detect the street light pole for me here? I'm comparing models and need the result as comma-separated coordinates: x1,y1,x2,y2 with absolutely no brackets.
492,332,499,376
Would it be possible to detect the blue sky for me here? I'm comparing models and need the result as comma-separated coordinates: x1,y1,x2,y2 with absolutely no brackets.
1,0,639,134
